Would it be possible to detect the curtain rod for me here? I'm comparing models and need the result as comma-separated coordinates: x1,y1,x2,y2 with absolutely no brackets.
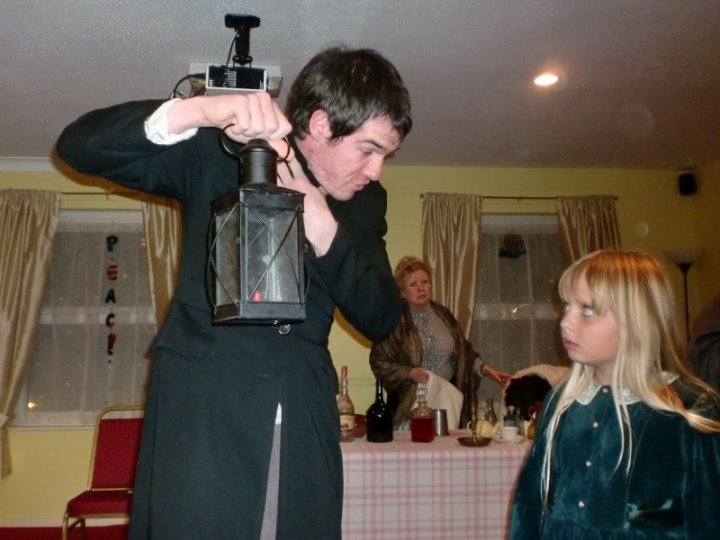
419,194,618,201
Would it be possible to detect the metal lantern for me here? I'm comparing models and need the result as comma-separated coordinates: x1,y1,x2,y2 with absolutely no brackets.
209,139,306,324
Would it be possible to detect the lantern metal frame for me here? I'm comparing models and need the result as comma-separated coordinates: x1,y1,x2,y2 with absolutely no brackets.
207,138,306,325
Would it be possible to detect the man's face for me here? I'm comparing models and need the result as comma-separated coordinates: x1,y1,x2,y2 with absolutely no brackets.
308,114,402,201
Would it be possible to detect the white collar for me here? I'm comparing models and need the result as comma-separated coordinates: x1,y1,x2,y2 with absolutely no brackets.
576,371,678,405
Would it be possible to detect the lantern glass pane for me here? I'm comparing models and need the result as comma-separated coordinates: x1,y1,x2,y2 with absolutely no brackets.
210,186,306,323
214,206,240,307
242,204,300,303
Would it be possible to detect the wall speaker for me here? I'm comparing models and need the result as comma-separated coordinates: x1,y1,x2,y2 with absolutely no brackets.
678,172,697,195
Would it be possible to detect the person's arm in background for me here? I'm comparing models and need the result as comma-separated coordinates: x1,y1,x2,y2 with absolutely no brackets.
690,331,720,394
435,301,512,386
481,362,512,386
681,390,720,538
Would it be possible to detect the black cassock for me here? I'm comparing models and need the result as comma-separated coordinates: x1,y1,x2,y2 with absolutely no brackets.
57,99,402,539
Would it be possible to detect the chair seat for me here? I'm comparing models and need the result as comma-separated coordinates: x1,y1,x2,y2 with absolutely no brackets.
66,489,133,517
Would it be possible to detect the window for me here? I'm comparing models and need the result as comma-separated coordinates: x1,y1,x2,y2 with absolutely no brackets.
471,214,569,404
15,211,155,426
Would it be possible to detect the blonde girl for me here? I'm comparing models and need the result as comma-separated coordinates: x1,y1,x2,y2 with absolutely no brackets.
510,250,720,539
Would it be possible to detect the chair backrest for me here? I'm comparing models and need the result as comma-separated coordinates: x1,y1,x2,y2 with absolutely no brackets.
88,405,144,490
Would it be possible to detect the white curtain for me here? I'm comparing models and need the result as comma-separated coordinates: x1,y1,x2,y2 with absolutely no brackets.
471,217,568,406
21,213,154,426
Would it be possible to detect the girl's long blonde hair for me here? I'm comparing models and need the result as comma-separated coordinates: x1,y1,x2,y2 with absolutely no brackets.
540,250,720,501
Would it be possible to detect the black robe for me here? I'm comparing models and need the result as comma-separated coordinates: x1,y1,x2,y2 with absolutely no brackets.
56,99,402,540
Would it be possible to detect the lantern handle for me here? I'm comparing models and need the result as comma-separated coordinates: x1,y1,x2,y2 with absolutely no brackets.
219,131,292,163
219,129,245,158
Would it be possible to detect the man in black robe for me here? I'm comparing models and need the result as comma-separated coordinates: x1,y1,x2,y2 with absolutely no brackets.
56,47,412,540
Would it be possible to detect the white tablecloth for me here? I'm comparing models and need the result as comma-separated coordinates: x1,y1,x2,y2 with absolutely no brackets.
341,429,531,540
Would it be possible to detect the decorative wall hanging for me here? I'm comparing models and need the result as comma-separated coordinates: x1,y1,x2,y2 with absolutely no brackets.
499,233,527,259
105,235,118,361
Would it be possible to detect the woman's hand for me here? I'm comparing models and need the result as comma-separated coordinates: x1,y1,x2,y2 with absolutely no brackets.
408,367,430,384
484,364,512,386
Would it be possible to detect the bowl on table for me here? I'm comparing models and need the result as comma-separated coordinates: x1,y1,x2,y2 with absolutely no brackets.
457,436,492,448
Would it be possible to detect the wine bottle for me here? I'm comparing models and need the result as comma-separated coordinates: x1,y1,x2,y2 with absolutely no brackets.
366,379,393,443
338,366,355,442
485,398,498,426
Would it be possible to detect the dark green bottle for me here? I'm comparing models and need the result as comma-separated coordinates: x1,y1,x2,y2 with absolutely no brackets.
365,379,393,442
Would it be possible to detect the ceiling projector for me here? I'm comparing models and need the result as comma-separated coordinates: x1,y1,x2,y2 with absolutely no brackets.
204,14,281,97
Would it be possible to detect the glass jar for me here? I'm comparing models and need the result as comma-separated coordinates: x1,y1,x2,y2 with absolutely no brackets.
410,383,434,442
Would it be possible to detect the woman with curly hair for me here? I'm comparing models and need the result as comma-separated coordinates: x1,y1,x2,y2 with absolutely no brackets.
370,256,509,429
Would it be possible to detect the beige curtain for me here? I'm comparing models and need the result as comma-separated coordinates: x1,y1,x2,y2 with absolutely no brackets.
556,195,621,263
0,189,61,477
422,193,483,336
141,196,183,332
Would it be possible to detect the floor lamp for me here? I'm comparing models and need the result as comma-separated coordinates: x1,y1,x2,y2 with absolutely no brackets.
664,247,704,341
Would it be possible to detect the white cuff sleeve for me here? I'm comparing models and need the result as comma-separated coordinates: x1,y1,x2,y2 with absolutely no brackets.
144,99,198,145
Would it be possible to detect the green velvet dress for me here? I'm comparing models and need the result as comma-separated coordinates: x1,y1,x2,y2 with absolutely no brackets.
510,376,720,539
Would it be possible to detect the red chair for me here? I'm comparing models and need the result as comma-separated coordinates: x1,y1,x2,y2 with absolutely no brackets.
62,405,144,540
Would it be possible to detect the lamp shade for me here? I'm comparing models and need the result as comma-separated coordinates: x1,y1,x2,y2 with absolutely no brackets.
663,248,704,265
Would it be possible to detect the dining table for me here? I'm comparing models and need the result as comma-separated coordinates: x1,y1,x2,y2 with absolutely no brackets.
340,429,532,540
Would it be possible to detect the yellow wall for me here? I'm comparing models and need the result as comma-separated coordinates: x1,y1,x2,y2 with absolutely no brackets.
696,161,720,296
1,161,717,524
0,428,94,524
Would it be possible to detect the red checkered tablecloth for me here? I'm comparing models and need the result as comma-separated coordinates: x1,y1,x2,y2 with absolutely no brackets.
341,430,530,540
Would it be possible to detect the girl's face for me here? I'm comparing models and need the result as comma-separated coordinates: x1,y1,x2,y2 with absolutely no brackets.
401,269,432,309
560,274,620,384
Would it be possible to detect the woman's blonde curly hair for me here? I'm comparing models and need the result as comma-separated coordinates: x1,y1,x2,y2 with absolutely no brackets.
393,256,432,287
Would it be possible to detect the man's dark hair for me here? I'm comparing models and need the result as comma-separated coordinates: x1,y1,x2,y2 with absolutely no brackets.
286,47,412,141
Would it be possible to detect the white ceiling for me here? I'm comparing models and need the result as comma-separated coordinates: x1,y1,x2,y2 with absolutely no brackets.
2,0,720,171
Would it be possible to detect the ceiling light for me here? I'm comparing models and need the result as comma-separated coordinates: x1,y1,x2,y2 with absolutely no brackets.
534,72,559,87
